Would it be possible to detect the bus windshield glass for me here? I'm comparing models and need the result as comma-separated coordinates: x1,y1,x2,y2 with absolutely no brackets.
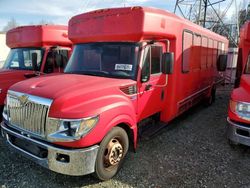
64,43,139,80
3,48,44,71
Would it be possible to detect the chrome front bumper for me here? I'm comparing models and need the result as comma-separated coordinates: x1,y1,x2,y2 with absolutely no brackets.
1,121,99,176
227,117,250,146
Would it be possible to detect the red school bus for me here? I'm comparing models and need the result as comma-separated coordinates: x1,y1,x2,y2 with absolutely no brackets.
227,21,250,146
0,25,72,120
1,7,228,180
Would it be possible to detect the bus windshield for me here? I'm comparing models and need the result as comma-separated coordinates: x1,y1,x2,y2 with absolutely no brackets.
3,48,44,71
64,43,139,80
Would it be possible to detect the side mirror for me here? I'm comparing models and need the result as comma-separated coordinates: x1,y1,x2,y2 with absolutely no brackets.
31,53,39,71
217,54,227,72
162,52,174,74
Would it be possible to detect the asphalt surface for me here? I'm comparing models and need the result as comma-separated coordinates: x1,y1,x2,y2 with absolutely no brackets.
1,86,250,188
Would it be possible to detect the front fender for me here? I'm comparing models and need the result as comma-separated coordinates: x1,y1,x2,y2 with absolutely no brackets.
53,96,138,148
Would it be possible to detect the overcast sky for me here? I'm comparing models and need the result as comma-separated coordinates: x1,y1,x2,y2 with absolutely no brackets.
0,0,247,31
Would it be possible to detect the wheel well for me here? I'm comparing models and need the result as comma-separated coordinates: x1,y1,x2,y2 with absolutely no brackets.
117,123,134,151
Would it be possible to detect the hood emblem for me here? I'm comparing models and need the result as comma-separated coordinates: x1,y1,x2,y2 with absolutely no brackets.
18,95,29,106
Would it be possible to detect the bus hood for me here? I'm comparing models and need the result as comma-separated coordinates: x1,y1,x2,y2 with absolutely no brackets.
10,74,136,118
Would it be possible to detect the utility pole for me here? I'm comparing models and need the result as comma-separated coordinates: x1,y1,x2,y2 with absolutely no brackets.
197,0,203,25
203,0,208,27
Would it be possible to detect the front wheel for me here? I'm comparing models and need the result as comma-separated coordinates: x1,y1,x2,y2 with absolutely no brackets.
94,127,129,181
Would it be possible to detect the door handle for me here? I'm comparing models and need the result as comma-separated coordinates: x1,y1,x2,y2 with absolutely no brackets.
145,84,152,91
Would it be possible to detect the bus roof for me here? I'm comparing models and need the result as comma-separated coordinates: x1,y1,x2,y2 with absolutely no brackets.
69,6,228,44
7,25,72,48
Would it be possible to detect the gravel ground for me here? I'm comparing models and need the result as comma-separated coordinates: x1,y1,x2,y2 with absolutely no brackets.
1,86,250,188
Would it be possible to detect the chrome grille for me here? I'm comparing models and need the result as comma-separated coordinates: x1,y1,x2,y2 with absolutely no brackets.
6,91,53,137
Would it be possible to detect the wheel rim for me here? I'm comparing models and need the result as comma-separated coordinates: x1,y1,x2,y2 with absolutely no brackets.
103,137,124,170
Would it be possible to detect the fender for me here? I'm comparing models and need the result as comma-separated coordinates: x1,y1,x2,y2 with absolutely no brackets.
102,114,138,149
53,95,138,149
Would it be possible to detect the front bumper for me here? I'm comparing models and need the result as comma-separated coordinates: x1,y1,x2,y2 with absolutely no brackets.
227,117,250,146
1,121,99,176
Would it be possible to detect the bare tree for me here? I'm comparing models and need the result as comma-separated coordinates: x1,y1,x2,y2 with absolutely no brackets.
39,19,54,25
3,18,19,32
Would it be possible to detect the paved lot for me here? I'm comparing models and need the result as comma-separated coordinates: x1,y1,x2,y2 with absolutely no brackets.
1,86,250,188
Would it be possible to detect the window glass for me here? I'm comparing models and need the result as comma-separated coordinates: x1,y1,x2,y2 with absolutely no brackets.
3,48,44,70
245,53,250,74
192,34,201,69
183,31,193,72
201,37,208,69
65,43,139,79
141,47,151,82
151,46,162,74
213,41,218,67
207,39,213,68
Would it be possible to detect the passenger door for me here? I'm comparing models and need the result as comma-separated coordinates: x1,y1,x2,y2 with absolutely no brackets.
137,44,167,121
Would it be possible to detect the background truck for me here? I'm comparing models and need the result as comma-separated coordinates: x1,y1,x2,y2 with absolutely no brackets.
0,32,10,67
0,25,72,119
1,7,228,180
227,21,250,146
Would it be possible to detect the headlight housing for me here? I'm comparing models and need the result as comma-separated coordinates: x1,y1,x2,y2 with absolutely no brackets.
48,115,99,142
230,100,250,121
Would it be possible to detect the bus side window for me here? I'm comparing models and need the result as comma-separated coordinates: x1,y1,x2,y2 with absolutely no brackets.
245,53,250,74
207,38,213,68
213,41,218,67
182,31,193,73
201,36,208,69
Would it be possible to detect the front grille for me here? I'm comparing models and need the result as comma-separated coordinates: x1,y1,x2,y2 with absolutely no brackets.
6,91,53,137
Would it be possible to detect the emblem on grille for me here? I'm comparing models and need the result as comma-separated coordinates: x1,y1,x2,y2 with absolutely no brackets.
18,95,29,106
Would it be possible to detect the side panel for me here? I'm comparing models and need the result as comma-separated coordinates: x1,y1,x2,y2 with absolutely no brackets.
161,25,228,122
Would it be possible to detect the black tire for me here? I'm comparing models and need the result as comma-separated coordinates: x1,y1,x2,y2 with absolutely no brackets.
204,87,216,106
94,127,129,181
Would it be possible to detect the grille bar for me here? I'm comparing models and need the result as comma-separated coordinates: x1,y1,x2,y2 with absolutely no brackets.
6,91,53,137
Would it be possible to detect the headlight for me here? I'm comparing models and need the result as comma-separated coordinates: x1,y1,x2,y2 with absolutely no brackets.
48,115,99,142
230,100,250,120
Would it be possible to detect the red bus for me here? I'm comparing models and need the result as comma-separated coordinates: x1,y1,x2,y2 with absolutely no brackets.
0,25,72,120
227,21,250,146
2,7,228,180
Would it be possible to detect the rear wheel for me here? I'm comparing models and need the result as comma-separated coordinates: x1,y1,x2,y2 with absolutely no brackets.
94,127,129,181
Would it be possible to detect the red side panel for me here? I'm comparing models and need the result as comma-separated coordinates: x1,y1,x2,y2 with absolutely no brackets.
6,25,72,48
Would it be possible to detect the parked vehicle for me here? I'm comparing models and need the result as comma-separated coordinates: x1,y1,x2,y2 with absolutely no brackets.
1,7,228,180
227,21,250,146
0,25,72,120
